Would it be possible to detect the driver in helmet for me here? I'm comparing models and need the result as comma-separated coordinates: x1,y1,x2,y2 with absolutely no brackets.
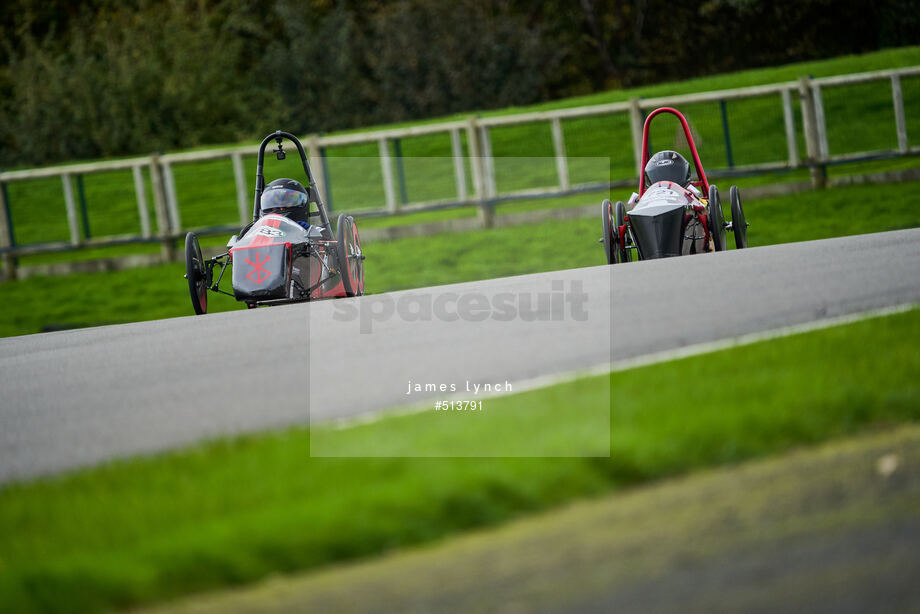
627,150,698,208
644,150,692,188
259,178,312,230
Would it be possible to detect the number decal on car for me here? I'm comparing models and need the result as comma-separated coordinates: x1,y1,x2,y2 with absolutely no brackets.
257,226,284,238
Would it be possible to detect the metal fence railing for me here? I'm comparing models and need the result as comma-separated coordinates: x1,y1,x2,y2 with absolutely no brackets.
2,65,919,280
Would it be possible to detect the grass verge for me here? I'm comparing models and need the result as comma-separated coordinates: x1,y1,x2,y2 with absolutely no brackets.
1,307,919,612
2,180,920,338
149,425,920,614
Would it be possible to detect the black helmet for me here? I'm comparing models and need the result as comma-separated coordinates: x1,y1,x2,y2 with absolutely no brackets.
260,178,309,213
644,151,691,187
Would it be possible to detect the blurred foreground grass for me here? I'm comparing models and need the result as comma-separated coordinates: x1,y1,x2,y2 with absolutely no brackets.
2,180,920,338
151,425,920,614
1,307,918,613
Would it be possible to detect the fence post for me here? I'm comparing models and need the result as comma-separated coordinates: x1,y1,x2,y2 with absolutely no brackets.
161,161,182,232
891,74,909,154
479,126,496,198
378,138,398,213
465,117,484,200
551,117,570,190
0,181,16,281
76,174,91,239
477,199,495,229
307,135,329,207
61,173,81,246
321,148,333,212
393,138,409,205
132,165,152,238
477,124,496,229
149,155,176,261
465,118,493,228
781,88,799,168
450,128,467,202
798,77,826,189
231,152,249,225
629,98,645,175
719,100,734,169
811,84,829,162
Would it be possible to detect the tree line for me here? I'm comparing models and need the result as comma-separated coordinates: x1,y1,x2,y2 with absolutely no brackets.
1,0,917,166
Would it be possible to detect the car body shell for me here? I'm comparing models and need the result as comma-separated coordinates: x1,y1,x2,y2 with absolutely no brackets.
627,181,712,259
229,214,347,302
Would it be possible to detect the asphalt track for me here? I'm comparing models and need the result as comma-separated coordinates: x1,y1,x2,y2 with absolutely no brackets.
1,228,919,482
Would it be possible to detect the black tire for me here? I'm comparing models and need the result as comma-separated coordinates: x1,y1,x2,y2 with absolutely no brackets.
730,185,748,249
601,199,615,264
335,213,365,297
708,185,726,252
615,201,630,263
184,231,207,315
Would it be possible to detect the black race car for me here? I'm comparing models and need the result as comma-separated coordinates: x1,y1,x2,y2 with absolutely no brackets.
601,107,748,264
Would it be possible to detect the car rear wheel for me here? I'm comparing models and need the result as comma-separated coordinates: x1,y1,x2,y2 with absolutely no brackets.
184,231,207,315
708,185,726,252
730,185,748,249
335,213,365,296
601,199,615,264
615,201,630,263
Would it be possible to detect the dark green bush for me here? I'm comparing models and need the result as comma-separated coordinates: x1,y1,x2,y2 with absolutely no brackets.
1,0,918,166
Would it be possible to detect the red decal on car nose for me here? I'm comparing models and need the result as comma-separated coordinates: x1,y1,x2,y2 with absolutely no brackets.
245,252,272,284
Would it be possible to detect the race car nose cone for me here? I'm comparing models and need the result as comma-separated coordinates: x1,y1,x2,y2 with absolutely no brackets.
628,203,685,259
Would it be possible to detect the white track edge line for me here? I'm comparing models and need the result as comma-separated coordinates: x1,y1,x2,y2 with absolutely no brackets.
318,302,918,431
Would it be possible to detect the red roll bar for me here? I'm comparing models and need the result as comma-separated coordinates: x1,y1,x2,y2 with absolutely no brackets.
638,107,710,198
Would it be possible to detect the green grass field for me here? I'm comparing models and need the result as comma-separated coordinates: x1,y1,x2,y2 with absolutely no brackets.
3,47,919,256
2,180,919,338
1,306,918,613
